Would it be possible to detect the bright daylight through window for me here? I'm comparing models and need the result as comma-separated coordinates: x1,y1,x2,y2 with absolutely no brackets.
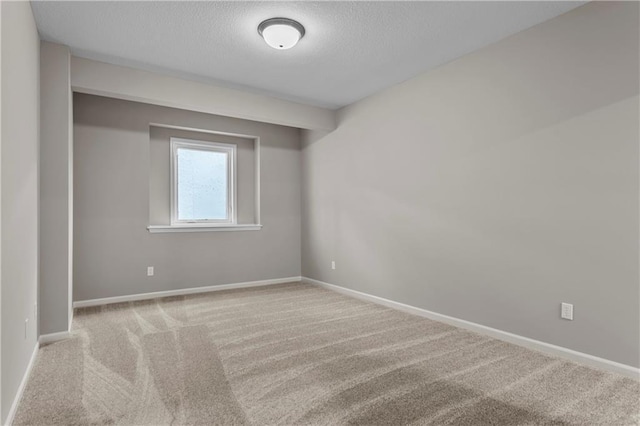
171,138,236,225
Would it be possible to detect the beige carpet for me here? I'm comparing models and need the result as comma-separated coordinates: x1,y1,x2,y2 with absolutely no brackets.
14,282,640,425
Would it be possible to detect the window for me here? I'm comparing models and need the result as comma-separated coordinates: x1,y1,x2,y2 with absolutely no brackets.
170,138,236,225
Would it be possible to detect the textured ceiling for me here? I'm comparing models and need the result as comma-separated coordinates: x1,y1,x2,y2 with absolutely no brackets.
31,1,586,109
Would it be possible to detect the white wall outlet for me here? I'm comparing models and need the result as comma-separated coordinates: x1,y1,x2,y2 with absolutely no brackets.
147,266,154,276
24,318,29,339
331,261,336,270
34,302,38,320
561,302,573,320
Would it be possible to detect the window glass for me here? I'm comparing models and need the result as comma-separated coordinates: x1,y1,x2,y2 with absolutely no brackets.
176,147,229,221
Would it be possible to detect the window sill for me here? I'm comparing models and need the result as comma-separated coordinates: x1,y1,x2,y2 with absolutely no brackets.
147,224,262,233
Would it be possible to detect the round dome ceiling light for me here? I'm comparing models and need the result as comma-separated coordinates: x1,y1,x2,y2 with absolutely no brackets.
258,18,305,50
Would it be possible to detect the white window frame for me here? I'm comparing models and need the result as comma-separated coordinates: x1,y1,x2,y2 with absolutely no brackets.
170,137,237,226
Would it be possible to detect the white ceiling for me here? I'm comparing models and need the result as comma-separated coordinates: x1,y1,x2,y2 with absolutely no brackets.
31,1,586,109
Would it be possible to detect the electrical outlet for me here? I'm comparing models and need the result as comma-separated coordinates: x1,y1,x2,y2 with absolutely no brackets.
561,303,573,320
34,302,37,320
24,318,29,339
147,266,154,277
331,261,336,270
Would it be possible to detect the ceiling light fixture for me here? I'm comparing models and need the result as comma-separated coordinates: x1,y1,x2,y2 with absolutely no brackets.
258,18,305,50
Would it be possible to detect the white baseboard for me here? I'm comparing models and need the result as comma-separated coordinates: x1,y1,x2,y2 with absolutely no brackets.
39,331,72,346
73,276,303,308
304,277,640,380
4,342,38,426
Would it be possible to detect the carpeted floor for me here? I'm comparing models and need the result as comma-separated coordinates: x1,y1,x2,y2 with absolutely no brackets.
14,282,640,425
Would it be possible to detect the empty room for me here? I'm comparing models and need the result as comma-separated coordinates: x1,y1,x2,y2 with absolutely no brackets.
1,0,639,424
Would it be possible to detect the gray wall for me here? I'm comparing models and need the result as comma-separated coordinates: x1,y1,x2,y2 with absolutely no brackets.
74,94,301,301
1,2,40,422
301,2,640,367
40,41,73,336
